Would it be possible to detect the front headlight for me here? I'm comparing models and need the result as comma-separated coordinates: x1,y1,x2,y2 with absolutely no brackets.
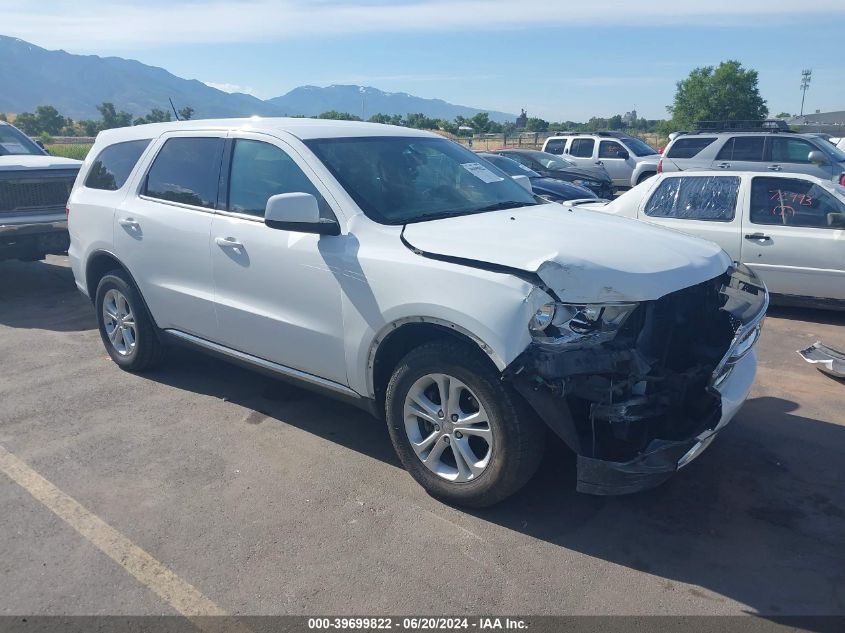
529,302,638,346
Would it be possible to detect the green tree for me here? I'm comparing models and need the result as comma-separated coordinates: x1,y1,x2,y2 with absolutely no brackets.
775,111,791,119
405,113,437,129
469,112,492,133
0,113,7,122
668,60,768,128
317,110,361,121
96,102,132,129
178,106,195,121
525,117,549,133
12,111,39,134
134,108,171,125
368,113,403,125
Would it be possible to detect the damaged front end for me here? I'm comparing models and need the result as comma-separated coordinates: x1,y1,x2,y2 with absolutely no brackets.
505,264,768,495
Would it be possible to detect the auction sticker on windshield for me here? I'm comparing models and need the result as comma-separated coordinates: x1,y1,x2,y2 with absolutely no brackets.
461,162,504,183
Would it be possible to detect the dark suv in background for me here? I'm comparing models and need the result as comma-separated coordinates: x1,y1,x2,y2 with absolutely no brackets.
0,121,81,261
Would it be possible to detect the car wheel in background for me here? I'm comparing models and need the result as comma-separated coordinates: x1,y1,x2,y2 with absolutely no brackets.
95,269,163,371
385,339,545,507
637,171,656,185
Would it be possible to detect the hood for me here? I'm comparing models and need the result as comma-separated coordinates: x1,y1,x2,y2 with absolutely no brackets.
530,177,596,200
543,165,610,182
0,155,82,171
402,204,731,303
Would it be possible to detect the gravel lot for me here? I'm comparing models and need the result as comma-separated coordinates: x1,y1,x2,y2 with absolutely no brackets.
1,256,844,616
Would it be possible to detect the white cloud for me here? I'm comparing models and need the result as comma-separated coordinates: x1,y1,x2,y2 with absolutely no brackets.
202,81,258,96
5,0,844,51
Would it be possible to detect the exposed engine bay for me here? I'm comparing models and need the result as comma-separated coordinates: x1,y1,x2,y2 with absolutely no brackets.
505,264,768,494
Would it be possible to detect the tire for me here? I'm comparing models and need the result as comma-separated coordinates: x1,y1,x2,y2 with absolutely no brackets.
385,339,545,508
95,269,163,371
637,171,656,185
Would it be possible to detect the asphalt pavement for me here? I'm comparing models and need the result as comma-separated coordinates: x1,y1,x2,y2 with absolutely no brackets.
1,256,843,617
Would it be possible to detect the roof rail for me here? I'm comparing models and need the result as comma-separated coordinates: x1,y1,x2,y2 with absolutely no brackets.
694,119,791,133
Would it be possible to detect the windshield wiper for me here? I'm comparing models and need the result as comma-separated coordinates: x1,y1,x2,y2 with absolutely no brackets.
472,200,537,213
401,201,537,224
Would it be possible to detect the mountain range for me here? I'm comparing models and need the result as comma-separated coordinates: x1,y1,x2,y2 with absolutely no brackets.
0,35,514,123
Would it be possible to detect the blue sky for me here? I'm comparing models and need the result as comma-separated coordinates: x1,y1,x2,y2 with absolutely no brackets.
4,0,844,121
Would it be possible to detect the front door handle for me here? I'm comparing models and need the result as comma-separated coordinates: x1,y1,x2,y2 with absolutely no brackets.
118,217,140,229
215,236,244,249
744,233,771,242
768,164,782,171
717,162,731,169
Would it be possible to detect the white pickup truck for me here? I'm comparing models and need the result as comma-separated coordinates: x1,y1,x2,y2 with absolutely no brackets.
1,121,81,261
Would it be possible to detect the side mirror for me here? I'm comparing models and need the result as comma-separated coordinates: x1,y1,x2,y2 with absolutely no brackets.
511,174,533,194
264,193,340,235
617,149,630,160
808,150,828,165
828,213,845,228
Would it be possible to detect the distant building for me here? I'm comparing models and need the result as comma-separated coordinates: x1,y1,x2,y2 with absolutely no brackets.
623,110,637,126
786,110,845,135
515,109,527,129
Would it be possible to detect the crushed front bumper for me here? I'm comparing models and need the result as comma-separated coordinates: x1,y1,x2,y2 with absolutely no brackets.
577,347,757,494
508,263,768,495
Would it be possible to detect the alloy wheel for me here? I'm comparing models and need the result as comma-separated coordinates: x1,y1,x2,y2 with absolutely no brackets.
102,288,137,356
403,373,493,482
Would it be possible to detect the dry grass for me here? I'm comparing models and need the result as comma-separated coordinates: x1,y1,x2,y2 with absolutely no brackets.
46,143,92,160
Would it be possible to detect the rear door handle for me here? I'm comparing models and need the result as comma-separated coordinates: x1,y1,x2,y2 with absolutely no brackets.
717,162,731,169
215,236,244,249
744,233,771,242
768,164,782,171
118,217,140,229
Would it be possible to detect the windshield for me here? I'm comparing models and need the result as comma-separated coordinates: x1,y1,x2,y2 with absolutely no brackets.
821,139,845,162
621,137,659,156
534,154,576,170
0,124,45,156
306,136,539,224
481,154,540,178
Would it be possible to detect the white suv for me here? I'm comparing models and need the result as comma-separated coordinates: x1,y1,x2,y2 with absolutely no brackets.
68,119,767,506
542,132,660,188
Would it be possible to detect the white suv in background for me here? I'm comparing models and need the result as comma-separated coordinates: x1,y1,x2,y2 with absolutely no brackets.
68,118,767,506
542,132,660,188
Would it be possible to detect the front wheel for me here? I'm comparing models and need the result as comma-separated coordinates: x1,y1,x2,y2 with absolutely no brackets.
385,340,545,507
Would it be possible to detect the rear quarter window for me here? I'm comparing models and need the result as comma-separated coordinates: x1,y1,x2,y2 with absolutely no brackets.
544,139,566,154
85,139,151,191
666,137,717,159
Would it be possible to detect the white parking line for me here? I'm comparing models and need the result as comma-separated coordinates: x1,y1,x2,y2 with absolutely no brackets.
0,443,249,631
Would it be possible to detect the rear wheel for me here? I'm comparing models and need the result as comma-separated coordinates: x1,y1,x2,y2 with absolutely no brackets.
385,340,545,507
95,270,162,371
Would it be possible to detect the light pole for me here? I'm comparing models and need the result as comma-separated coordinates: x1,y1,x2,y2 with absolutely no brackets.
800,69,812,117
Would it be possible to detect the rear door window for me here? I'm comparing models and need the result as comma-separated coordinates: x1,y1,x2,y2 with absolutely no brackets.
85,140,151,191
543,139,566,155
569,138,595,158
750,177,845,228
666,137,717,159
716,137,765,161
144,137,224,208
644,176,740,221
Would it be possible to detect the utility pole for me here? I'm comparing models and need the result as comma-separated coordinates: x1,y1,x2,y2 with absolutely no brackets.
800,69,812,117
